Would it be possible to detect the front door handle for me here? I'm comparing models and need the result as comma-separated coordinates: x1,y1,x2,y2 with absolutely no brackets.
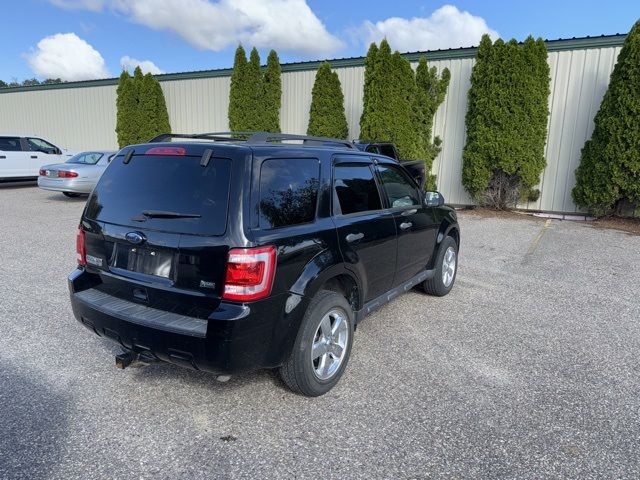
346,232,364,243
400,222,412,230
31,155,38,159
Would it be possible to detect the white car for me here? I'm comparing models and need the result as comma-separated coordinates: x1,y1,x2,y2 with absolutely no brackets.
0,135,74,181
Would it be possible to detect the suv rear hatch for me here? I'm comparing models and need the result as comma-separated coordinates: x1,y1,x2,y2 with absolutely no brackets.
80,147,234,317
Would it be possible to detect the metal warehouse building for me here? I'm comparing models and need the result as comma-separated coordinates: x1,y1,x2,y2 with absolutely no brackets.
0,34,625,213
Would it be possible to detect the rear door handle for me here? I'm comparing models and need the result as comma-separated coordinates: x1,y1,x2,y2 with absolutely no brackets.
400,222,412,230
31,155,38,159
0,155,6,159
346,232,364,243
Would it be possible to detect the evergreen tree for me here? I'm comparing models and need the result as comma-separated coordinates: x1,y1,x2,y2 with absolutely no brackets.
244,47,263,131
360,40,417,157
414,58,450,190
462,34,550,208
307,62,349,139
360,42,379,140
115,70,136,148
263,50,282,132
228,45,248,132
390,51,419,159
360,39,450,181
136,73,171,142
153,80,171,137
115,67,171,147
572,20,640,216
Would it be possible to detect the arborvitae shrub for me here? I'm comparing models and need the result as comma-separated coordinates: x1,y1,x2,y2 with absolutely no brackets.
263,50,282,132
572,20,640,216
307,61,349,139
360,40,450,189
115,67,171,147
228,46,282,133
462,34,550,208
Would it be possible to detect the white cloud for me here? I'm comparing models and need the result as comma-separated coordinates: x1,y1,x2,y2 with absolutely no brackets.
120,56,164,74
359,5,500,52
25,33,110,81
48,0,343,56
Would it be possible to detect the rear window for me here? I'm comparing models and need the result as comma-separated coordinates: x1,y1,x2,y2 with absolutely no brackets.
258,158,319,229
67,152,104,165
85,155,232,236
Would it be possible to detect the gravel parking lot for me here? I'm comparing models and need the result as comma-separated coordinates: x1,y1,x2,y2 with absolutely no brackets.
1,184,639,479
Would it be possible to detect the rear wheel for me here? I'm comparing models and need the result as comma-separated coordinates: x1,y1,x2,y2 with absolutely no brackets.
279,290,354,396
63,192,81,198
422,235,458,296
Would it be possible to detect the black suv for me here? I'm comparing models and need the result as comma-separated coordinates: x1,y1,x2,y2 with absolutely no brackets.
69,133,460,396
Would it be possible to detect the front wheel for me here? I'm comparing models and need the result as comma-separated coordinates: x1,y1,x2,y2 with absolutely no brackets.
422,235,458,296
279,290,354,396
63,192,81,198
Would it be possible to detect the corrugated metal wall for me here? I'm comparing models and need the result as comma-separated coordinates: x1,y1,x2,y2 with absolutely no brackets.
0,40,622,213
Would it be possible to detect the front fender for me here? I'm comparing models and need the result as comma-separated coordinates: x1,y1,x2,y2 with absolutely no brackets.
429,209,460,268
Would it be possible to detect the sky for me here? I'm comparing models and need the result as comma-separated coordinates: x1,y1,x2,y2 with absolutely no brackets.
1,0,638,82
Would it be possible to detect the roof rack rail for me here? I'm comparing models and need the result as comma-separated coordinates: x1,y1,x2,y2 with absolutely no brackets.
148,131,357,150
247,132,357,150
148,132,253,143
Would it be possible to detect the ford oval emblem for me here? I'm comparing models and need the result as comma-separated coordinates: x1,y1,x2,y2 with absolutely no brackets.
125,232,146,245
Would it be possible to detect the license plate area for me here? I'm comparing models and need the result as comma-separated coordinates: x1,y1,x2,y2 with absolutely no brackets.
112,244,174,279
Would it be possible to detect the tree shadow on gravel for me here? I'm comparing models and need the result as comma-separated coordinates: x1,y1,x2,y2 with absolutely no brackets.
0,361,68,480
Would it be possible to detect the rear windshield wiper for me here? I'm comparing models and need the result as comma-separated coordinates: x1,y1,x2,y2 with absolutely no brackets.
132,210,202,221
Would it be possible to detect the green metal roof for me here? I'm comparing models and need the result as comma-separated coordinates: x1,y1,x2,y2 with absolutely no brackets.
1,33,626,94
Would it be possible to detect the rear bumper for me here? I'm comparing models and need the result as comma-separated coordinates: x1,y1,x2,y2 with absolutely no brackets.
38,176,94,193
68,268,309,374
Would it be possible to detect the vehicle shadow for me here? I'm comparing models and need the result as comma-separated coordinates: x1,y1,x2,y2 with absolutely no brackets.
43,193,88,203
0,181,37,189
0,360,68,480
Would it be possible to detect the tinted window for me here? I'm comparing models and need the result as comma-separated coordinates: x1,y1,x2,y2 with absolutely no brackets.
378,144,397,159
334,165,382,215
86,155,232,236
365,145,379,154
376,164,421,208
0,137,22,151
67,152,103,165
259,158,319,229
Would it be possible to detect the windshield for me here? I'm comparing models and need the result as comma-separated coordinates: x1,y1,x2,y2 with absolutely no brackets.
66,152,104,165
85,154,232,236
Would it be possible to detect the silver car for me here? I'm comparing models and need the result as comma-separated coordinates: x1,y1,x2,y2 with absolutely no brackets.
38,150,116,197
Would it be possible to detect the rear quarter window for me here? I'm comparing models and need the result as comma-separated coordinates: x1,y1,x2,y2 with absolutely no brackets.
258,158,320,229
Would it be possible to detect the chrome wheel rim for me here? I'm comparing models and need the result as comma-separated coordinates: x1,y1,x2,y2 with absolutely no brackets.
442,246,456,288
311,308,349,380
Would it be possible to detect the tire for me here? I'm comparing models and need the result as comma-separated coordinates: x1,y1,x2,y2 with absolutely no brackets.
279,290,354,396
422,235,458,297
63,192,81,198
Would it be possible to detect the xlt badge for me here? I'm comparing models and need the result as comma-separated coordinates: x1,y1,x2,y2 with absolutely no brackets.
199,280,216,289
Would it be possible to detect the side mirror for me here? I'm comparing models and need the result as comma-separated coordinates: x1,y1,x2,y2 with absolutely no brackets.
424,191,445,207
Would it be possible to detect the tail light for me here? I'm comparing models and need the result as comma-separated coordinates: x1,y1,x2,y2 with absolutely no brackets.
223,246,276,302
58,170,78,178
39,169,46,176
76,227,86,266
